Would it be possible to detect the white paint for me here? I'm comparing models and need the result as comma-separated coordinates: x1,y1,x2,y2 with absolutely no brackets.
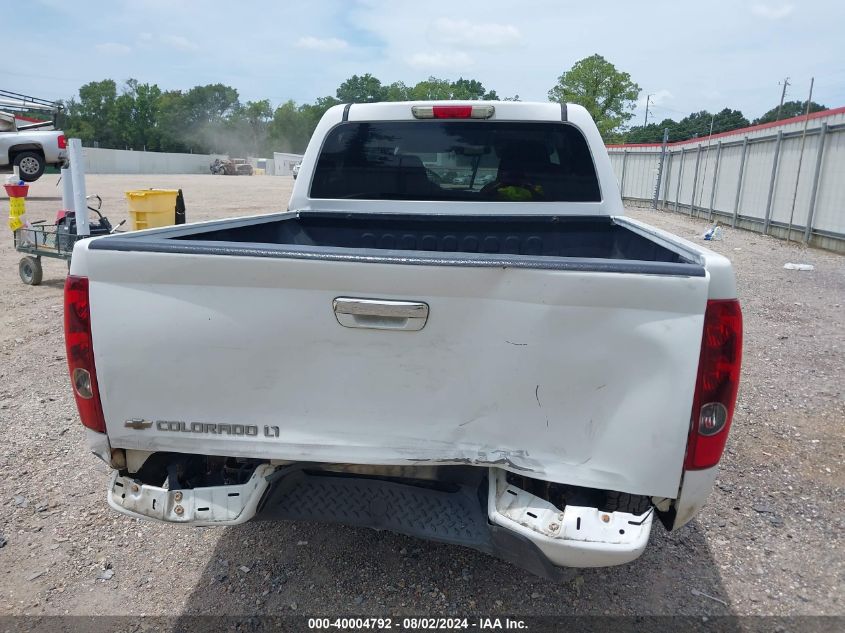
672,465,719,529
107,464,275,525
68,138,89,236
81,147,227,175
85,427,111,464
272,152,303,177
77,242,709,499
60,166,74,212
489,469,652,567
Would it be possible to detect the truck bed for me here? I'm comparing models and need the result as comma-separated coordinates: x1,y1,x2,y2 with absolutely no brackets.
90,212,705,276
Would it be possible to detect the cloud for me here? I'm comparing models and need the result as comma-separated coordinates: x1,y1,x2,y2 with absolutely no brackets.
294,36,348,52
750,3,794,19
95,42,131,55
138,32,153,42
428,18,521,48
407,51,474,69
160,34,198,51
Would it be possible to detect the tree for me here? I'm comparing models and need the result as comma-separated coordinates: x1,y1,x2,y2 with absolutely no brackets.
409,76,453,100
625,108,750,144
384,81,411,101
268,100,313,153
548,54,640,139
112,79,163,150
241,99,273,154
63,79,119,147
336,74,385,103
156,90,191,152
753,100,827,125
182,84,240,126
450,78,487,100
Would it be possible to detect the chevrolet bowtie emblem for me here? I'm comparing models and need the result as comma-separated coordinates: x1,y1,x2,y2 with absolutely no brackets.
124,418,153,430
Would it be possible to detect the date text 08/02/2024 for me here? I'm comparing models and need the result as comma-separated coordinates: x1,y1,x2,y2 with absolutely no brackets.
307,617,528,630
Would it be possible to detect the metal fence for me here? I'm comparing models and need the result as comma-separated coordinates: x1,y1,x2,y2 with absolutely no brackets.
607,107,845,253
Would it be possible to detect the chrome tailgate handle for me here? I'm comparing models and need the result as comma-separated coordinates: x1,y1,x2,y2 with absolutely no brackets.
333,297,429,331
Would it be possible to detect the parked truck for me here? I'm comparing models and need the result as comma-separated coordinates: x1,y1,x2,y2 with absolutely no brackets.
65,101,742,576
0,90,67,181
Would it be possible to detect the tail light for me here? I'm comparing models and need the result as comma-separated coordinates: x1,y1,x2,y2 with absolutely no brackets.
684,299,742,470
64,276,106,433
412,105,495,119
57,134,67,149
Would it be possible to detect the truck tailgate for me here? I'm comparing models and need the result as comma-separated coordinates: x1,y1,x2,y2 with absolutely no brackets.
87,250,707,499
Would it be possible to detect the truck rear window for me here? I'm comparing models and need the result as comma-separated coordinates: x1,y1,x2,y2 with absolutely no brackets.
310,121,601,202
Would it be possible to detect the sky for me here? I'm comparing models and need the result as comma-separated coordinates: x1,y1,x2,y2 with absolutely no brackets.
3,0,844,123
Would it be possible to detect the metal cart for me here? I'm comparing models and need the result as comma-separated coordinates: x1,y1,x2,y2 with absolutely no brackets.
13,196,123,285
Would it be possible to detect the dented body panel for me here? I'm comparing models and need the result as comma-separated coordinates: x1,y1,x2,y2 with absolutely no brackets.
83,245,707,499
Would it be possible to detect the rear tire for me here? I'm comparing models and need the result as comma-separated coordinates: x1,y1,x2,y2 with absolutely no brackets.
13,151,46,182
603,491,651,515
19,256,43,285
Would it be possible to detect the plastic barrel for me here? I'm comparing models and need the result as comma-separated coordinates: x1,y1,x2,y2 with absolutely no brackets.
125,189,179,231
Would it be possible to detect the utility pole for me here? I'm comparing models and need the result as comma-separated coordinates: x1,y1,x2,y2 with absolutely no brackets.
643,94,653,127
786,77,814,243
776,77,790,121
696,114,717,210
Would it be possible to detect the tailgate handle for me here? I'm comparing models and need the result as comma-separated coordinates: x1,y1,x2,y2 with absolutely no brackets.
333,297,429,331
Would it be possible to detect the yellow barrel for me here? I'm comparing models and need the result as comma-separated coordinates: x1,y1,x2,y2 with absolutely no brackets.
125,189,179,230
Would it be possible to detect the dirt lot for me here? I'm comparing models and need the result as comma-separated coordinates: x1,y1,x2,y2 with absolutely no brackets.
0,174,842,618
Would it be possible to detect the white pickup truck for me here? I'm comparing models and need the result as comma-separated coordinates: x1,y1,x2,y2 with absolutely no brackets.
65,101,741,576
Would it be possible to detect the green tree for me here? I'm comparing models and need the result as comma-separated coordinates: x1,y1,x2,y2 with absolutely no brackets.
450,78,487,100
336,74,385,103
182,84,240,126
710,108,749,134
753,100,827,125
241,99,273,154
268,100,312,153
156,90,191,152
625,108,750,144
112,79,163,150
548,54,640,139
409,77,453,100
384,81,411,101
64,79,119,147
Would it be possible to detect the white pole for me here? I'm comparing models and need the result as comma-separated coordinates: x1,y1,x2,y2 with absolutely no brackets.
61,166,74,212
68,138,89,236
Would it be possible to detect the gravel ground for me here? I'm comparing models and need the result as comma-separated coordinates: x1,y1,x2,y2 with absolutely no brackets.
0,175,842,618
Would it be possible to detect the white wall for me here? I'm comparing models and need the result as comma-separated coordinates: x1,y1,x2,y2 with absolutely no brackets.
273,152,302,176
82,147,226,175
608,108,845,251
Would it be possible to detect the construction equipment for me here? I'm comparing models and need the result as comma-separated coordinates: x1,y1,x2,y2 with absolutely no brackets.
210,157,254,175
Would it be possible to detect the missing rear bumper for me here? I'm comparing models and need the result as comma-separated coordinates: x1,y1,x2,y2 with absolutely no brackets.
105,460,652,574
107,463,275,525
488,470,652,568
